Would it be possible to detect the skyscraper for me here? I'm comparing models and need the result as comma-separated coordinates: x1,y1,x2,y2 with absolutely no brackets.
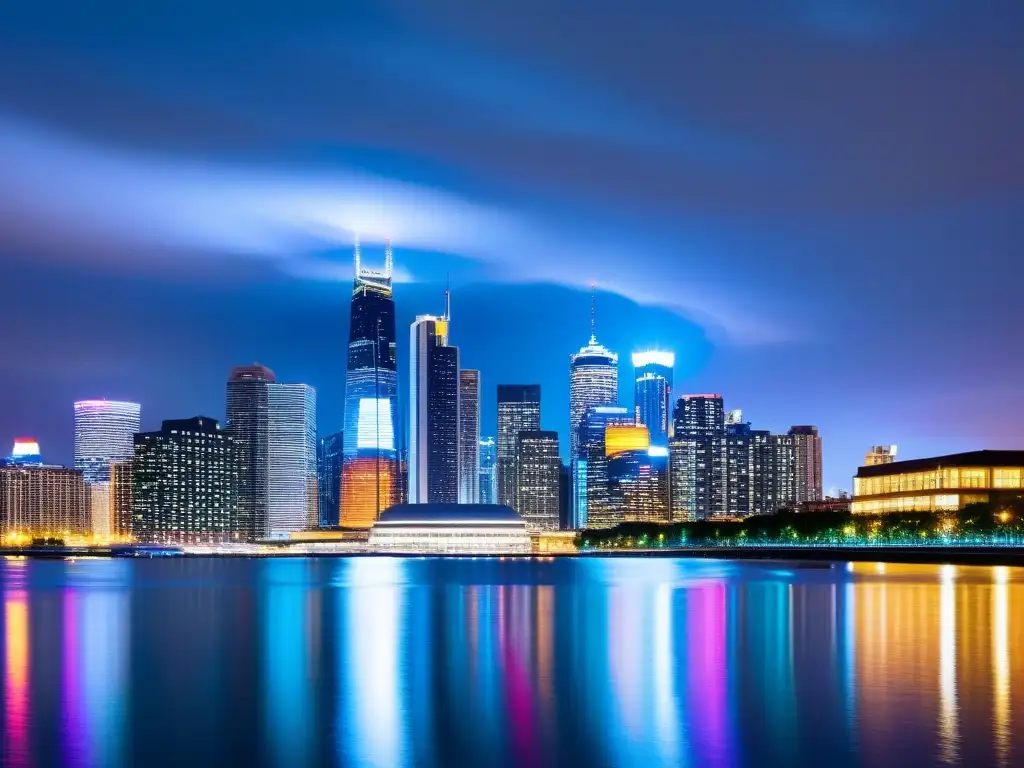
458,370,480,504
317,430,344,527
268,383,317,536
0,464,88,537
573,405,635,529
110,459,133,538
569,287,618,460
724,421,774,517
497,385,541,512
226,364,275,541
341,239,399,527
632,352,674,446
409,302,460,504
74,399,141,536
132,416,238,544
769,433,798,511
609,446,670,524
669,394,725,521
479,437,497,504
788,426,823,503
515,430,560,531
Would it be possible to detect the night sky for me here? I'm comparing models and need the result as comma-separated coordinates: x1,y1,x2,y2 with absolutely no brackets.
2,1,1022,492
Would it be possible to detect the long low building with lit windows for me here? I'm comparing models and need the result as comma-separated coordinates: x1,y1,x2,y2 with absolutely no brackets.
368,503,532,554
852,450,1024,514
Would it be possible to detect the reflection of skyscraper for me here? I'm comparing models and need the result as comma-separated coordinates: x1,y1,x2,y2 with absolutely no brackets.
516,430,560,531
497,385,540,512
226,365,275,541
788,426,823,503
632,352,673,446
574,405,635,529
317,431,344,527
478,437,497,504
268,383,317,536
341,239,399,528
458,370,480,504
409,306,460,504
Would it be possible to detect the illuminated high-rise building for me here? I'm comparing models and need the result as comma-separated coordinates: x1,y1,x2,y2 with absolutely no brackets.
74,399,141,537
496,385,540,512
788,425,823,503
569,287,618,461
515,430,560,531
632,351,674,446
0,463,88,537
769,433,798,510
479,437,497,504
573,405,634,529
2,438,44,467
724,421,774,517
409,299,460,504
110,459,133,538
268,383,317,536
341,238,399,527
608,445,670,524
132,416,238,544
670,394,725,521
226,364,275,540
865,445,897,466
458,370,480,504
317,430,344,527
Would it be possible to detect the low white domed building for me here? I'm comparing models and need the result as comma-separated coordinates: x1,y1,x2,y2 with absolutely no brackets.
369,503,532,555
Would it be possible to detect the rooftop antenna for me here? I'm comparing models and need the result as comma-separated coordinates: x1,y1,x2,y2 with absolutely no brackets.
589,282,597,343
444,272,451,321
353,234,362,276
384,236,393,278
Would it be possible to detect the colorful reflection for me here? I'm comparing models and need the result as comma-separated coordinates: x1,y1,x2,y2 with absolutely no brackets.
3,560,29,767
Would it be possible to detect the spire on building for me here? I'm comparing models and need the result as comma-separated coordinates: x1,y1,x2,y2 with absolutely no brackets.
384,237,393,278
444,272,451,321
589,282,597,344
353,234,362,276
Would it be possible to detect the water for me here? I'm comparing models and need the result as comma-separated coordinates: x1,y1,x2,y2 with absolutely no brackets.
0,556,1020,767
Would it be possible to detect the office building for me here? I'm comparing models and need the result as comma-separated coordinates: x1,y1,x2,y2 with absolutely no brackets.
769,433,798,510
515,430,560,531
341,239,399,527
569,288,618,460
226,364,275,541
368,504,531,554
409,304,460,504
865,445,898,466
608,445,670,524
132,416,238,544
496,385,541,512
574,405,635,529
853,450,1024,515
479,437,497,504
317,430,344,528
724,422,774,517
669,394,726,521
632,351,674,446
458,370,480,504
74,400,141,484
789,426,823,502
268,383,317,536
110,459,133,538
0,464,88,536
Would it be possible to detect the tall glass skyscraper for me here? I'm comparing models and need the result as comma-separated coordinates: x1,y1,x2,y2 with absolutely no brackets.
341,239,399,528
572,405,634,529
409,306,460,504
478,437,497,504
569,289,618,459
226,364,275,541
788,426,823,503
268,383,317,537
458,370,480,504
670,394,726,521
516,430,560,531
317,430,344,527
74,399,141,537
632,351,674,447
496,385,540,512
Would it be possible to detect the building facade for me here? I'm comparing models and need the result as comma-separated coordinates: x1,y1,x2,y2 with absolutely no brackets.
515,430,561,531
110,459,133,538
669,394,725,521
853,450,1024,515
865,445,898,466
341,239,399,527
632,351,674,447
368,504,531,554
608,446,670,524
573,406,635,529
74,400,141,484
569,294,618,461
496,385,541,512
788,425,823,503
409,312,460,504
317,430,344,528
268,383,317,536
226,364,275,541
0,465,88,536
479,437,497,504
132,416,238,544
458,370,480,504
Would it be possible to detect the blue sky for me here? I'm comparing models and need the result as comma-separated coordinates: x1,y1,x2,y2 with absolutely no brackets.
1,0,1022,491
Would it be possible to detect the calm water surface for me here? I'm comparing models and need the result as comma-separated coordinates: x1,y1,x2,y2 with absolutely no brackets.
0,556,1021,767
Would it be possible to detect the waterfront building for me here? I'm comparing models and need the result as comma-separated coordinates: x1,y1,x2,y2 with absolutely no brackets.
132,416,238,544
317,430,344,528
268,383,317,536
74,399,141,483
788,425,823,502
496,385,540,512
458,370,481,504
865,445,898,466
479,437,497,504
515,430,560,531
409,304,460,504
632,351,674,446
669,394,726,521
769,433,798,510
226,364,275,540
110,459,133,537
574,405,635,529
724,422,774,517
852,450,1024,515
0,464,88,536
569,287,618,462
341,239,399,527
368,503,531,554
608,444,670,524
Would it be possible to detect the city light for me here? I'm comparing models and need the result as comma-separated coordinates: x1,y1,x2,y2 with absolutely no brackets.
631,351,675,369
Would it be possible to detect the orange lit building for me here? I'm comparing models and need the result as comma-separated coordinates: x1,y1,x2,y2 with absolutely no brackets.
605,424,651,457
341,457,397,529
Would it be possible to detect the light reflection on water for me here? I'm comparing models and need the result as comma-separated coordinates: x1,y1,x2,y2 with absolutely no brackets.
2,557,1024,767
